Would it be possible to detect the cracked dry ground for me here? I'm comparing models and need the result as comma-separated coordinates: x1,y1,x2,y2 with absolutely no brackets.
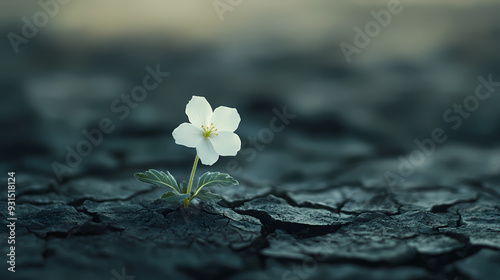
2,140,500,280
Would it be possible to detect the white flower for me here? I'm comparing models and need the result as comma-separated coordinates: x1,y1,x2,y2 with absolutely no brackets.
172,96,241,165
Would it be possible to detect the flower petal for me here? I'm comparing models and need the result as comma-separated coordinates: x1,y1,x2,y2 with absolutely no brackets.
172,123,204,148
196,138,219,166
209,131,241,156
210,106,240,133
185,96,213,128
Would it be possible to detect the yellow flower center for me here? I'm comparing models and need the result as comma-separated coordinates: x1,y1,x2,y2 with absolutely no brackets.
202,123,218,138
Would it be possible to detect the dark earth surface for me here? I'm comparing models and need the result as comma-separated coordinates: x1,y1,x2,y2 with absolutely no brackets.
1,116,500,280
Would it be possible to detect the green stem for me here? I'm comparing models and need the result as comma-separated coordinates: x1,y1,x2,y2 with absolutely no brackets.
183,154,199,207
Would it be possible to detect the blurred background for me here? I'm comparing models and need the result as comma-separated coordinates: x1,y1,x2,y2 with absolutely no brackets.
2,1,500,280
2,0,500,186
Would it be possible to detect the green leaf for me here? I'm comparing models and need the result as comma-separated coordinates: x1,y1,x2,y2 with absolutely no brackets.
194,189,222,203
134,169,181,194
193,172,238,196
161,192,190,203
180,181,188,194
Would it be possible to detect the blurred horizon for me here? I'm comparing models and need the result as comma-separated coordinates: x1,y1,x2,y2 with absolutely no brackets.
2,0,500,175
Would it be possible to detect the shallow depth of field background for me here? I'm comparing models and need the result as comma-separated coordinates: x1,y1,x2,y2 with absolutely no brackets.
1,0,500,192
1,1,500,280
